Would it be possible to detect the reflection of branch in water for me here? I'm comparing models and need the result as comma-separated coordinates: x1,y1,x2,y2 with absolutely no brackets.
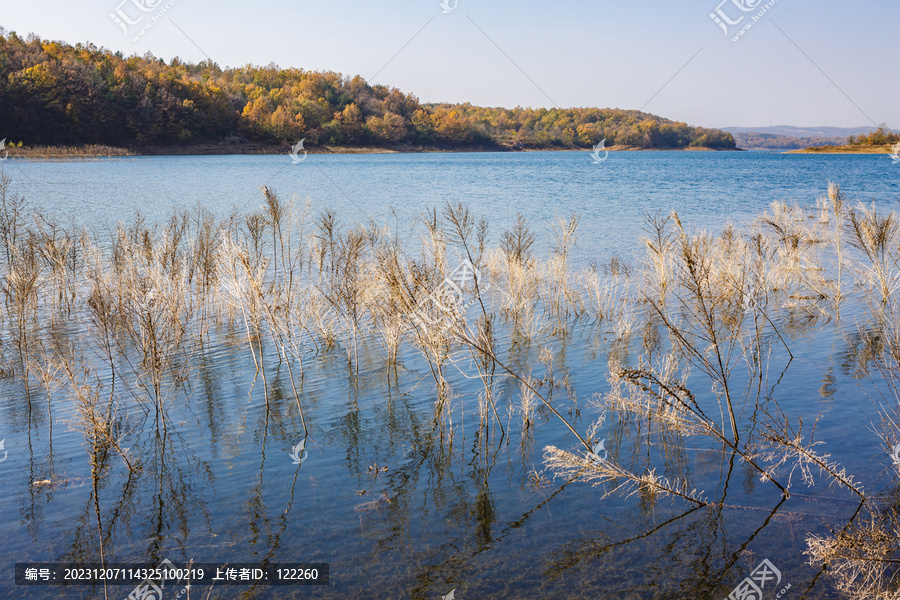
542,502,705,580
542,494,787,598
721,497,787,579
405,475,581,600
62,463,133,564
244,415,310,600
60,422,214,591
91,448,109,600
246,404,272,551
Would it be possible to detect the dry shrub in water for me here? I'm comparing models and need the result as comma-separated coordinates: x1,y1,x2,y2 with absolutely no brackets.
541,194,895,512
54,352,136,473
847,202,900,305
543,406,709,506
110,222,195,423
806,506,900,600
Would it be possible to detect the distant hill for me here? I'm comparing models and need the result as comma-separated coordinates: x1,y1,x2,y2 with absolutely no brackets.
725,126,893,138
724,126,899,151
727,132,846,150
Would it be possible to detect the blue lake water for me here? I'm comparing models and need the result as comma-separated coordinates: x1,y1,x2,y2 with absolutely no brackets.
0,150,898,599
3,151,898,265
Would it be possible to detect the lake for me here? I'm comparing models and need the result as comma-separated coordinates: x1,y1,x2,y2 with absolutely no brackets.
3,150,898,264
0,150,898,600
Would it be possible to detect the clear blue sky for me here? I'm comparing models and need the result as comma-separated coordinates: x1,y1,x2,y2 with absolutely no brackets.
1,0,897,129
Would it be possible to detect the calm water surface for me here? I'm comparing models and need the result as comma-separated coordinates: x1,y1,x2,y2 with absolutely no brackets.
0,151,898,599
3,151,898,264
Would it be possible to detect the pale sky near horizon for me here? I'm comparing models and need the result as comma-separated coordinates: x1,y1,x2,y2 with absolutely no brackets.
1,0,897,130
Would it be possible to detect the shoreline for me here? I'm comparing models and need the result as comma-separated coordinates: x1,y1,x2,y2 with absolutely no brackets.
2,143,744,159
788,144,896,155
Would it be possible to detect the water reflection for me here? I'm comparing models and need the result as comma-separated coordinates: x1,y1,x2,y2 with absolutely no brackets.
1,306,889,599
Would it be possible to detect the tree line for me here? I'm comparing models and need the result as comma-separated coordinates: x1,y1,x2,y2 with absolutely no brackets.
847,126,900,146
0,30,736,151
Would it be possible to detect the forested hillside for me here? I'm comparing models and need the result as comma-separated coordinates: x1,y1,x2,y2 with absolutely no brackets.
0,30,736,151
